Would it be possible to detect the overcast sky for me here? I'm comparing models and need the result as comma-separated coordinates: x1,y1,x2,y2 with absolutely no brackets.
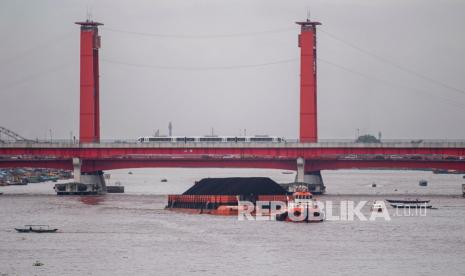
0,0,464,141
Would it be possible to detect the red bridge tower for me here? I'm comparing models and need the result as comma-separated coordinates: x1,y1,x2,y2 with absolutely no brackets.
296,18,321,143
75,20,103,143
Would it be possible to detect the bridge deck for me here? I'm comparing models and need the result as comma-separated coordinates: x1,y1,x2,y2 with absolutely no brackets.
1,141,465,149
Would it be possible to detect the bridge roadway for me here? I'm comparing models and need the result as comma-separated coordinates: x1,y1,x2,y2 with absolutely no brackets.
0,141,464,173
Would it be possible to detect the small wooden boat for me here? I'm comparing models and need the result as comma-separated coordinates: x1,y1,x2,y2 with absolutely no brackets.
15,225,58,233
386,199,430,204
390,203,432,209
419,180,428,187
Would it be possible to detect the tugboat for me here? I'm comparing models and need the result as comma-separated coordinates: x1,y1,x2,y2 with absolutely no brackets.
276,186,324,223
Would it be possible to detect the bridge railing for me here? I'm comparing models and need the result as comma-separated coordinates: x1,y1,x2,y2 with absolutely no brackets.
2,138,465,143
1,138,465,148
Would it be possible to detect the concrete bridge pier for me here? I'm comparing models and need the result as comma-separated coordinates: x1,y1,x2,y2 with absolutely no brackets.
80,171,106,193
294,157,326,194
73,157,81,183
54,158,106,195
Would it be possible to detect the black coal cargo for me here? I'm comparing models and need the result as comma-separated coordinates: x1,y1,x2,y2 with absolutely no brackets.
182,177,287,196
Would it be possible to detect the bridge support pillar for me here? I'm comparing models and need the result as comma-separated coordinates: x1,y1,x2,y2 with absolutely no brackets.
296,157,306,183
54,158,106,195
73,157,81,183
293,157,326,194
80,171,106,193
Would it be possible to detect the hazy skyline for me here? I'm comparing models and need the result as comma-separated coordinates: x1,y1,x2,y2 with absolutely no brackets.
1,0,464,140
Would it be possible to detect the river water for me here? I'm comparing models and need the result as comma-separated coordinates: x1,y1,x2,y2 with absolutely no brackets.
1,169,464,275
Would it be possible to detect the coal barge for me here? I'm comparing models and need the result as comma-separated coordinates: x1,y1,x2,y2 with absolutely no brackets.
167,177,287,215
166,177,324,222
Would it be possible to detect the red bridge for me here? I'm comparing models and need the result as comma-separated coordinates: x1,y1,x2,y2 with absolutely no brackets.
1,141,465,172
1,18,464,193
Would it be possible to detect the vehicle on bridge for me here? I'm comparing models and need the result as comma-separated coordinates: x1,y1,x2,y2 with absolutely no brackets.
137,135,284,143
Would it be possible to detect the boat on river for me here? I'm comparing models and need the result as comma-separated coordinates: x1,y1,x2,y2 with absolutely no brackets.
276,188,324,223
386,199,430,204
371,201,384,212
390,203,432,209
15,225,58,233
